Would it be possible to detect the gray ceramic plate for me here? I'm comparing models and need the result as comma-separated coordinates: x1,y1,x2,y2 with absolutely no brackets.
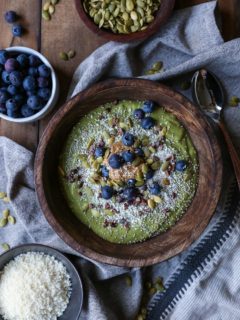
0,244,83,320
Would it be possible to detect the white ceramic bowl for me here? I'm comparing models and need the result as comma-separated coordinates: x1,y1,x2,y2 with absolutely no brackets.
0,46,59,123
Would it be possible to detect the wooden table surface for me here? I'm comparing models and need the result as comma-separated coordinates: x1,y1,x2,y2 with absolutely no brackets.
0,0,239,152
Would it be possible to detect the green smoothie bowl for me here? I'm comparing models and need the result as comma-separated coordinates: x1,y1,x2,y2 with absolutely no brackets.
35,79,222,267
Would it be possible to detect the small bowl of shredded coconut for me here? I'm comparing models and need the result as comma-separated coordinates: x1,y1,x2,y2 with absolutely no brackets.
0,244,83,320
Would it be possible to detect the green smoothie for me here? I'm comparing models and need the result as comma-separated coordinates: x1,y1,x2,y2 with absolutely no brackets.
59,100,198,244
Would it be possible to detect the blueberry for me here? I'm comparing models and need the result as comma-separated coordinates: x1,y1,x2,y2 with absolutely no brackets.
108,154,124,169
146,169,155,180
21,104,35,118
0,103,6,114
14,94,25,105
141,116,155,130
143,100,155,113
28,67,38,76
38,88,51,101
38,64,51,78
23,76,37,91
16,54,29,68
149,182,161,195
133,108,145,119
6,99,18,111
7,109,19,118
4,11,18,23
101,186,114,200
9,71,23,87
28,55,41,67
122,150,135,163
2,71,11,84
37,77,50,88
122,132,135,146
175,160,187,172
0,50,9,65
94,147,105,158
0,90,9,103
12,24,23,37
26,90,37,97
122,187,138,200
5,58,19,72
101,165,109,178
27,95,44,110
135,147,144,157
7,85,18,95
127,179,136,187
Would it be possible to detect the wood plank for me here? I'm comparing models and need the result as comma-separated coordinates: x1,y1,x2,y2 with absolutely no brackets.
218,0,240,40
0,0,41,151
39,0,106,137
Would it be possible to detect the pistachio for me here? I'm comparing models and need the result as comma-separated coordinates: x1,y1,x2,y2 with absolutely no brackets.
104,149,110,159
137,315,144,320
108,136,115,145
8,216,16,225
119,122,128,130
68,50,76,59
229,96,240,107
87,138,95,150
162,178,170,185
103,131,110,140
2,209,10,219
149,146,155,153
147,199,156,209
130,11,138,20
0,192,6,199
42,10,51,20
1,243,10,251
148,287,157,295
144,149,151,158
151,161,161,170
82,160,90,169
142,137,149,146
161,161,169,171
0,218,8,228
91,209,100,217
96,157,103,164
51,0,59,4
125,275,132,286
132,157,142,167
126,0,134,12
146,158,153,165
48,4,55,14
152,61,163,71
93,160,100,171
135,180,145,187
43,1,51,11
59,52,68,61
104,209,115,216
152,195,162,203
82,202,89,211
141,164,149,174
3,197,10,203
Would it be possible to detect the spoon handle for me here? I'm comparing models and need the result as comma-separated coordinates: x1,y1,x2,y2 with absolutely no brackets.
219,121,240,190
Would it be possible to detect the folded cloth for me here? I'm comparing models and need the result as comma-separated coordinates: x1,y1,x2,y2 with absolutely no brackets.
1,1,240,319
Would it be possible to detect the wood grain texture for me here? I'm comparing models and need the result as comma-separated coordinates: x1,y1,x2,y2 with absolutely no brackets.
75,0,175,42
35,79,223,267
0,0,41,151
218,0,240,40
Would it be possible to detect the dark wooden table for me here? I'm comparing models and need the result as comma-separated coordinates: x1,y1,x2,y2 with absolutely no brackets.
0,0,239,151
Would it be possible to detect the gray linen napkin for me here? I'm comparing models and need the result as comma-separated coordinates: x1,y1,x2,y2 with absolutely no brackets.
1,1,240,319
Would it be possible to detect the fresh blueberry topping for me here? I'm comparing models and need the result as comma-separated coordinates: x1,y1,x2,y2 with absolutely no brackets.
122,150,135,163
101,186,114,200
14,94,25,105
27,95,43,110
7,85,18,96
0,90,10,103
9,71,23,87
37,77,50,88
122,132,135,146
12,24,23,37
175,160,187,172
7,109,18,118
28,55,41,67
4,58,19,72
0,103,6,114
101,165,109,178
133,108,145,119
16,54,28,68
2,71,11,84
127,179,136,187
0,50,9,65
149,182,161,195
94,147,105,158
23,76,37,91
21,104,35,118
146,169,155,180
38,88,51,101
6,99,18,111
38,64,51,78
122,187,138,200
135,147,144,157
142,100,155,113
28,67,38,76
141,116,155,130
108,154,124,169
4,11,18,23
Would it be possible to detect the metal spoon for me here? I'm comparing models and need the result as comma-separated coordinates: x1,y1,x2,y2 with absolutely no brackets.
192,69,240,190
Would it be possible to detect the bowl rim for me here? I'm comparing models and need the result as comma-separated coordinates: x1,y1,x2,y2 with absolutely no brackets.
74,0,176,42
0,46,59,123
35,78,223,267
0,243,83,319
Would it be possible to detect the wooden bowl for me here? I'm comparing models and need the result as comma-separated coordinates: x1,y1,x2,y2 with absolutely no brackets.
74,0,175,42
35,79,222,267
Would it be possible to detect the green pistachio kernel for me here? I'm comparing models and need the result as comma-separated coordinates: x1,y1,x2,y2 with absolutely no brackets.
161,161,169,171
1,243,10,251
0,192,6,199
151,161,161,170
8,216,16,225
2,209,10,219
0,218,8,228
59,51,68,61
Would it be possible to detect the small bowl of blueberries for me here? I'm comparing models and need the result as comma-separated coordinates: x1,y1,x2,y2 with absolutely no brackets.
0,46,59,123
